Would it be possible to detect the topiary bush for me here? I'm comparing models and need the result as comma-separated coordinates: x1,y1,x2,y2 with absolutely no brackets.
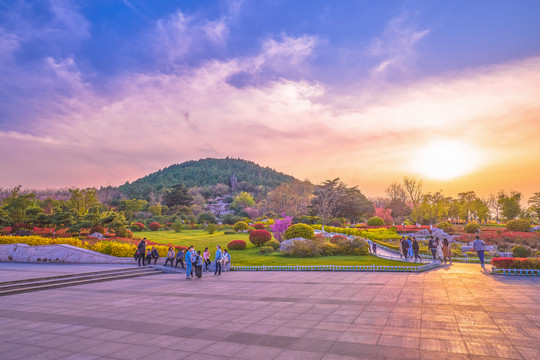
506,219,531,232
89,225,106,235
197,211,217,224
283,223,314,240
512,245,532,258
321,242,339,256
227,240,247,250
148,222,161,231
114,227,131,238
437,221,455,233
206,224,218,234
249,229,272,247
253,223,265,230
171,220,185,232
330,235,348,244
464,222,481,234
330,220,342,227
313,234,326,242
233,221,249,232
131,222,145,231
265,239,280,251
258,246,275,254
282,240,319,257
367,217,385,226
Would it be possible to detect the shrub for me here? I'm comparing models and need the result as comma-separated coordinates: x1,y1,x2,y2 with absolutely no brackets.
512,245,532,258
221,214,241,225
206,224,218,234
266,239,280,251
282,240,319,258
389,226,397,233
367,217,385,226
197,211,217,224
313,234,326,242
258,246,275,254
464,222,481,234
492,257,540,270
283,223,314,240
227,240,247,250
114,227,131,238
249,229,272,247
12,223,32,232
233,221,249,232
247,228,254,235
253,223,265,230
330,220,342,227
437,221,455,233
321,242,339,256
148,222,161,231
506,219,531,232
89,225,106,235
171,220,185,232
535,251,540,257
223,230,235,235
330,235,348,244
131,222,144,231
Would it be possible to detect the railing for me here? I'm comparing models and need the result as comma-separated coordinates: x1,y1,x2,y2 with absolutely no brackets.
492,268,540,276
231,263,439,273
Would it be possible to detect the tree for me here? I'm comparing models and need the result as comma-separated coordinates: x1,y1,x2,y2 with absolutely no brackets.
487,193,501,222
336,186,374,223
163,183,193,208
68,188,100,217
310,178,346,231
498,191,522,221
2,187,35,224
267,180,314,216
230,192,255,209
119,199,147,220
413,192,449,225
385,182,408,203
457,191,477,223
197,211,217,224
527,192,540,223
403,176,423,209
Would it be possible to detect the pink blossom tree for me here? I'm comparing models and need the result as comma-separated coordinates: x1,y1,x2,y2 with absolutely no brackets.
270,215,293,242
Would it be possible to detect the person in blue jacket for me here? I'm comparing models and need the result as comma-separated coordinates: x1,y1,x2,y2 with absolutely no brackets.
185,245,193,279
214,245,222,276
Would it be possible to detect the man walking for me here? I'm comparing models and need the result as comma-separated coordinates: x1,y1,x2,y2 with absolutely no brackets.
214,245,223,276
428,236,437,260
412,237,420,262
472,236,487,268
185,246,193,279
137,238,147,266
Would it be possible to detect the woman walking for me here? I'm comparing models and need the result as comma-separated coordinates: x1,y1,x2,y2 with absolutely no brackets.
442,238,452,264
203,247,211,271
435,238,444,262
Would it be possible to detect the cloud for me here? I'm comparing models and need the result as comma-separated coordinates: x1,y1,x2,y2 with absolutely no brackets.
49,0,90,39
367,14,430,76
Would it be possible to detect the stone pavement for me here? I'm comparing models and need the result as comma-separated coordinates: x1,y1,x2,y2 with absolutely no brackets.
0,263,136,282
0,263,538,359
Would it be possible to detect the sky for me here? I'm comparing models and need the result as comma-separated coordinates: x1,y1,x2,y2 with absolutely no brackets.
1,0,540,199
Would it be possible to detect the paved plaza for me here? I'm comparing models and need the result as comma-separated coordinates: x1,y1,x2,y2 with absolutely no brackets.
0,263,539,360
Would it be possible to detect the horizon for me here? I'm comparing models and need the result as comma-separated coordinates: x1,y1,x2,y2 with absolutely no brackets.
1,1,539,199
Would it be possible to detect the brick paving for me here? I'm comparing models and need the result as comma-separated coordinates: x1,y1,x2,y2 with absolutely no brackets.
0,263,538,359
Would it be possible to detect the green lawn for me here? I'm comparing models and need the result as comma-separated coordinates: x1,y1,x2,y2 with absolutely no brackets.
133,230,413,267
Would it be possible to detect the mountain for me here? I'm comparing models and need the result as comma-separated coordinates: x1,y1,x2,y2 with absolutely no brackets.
119,158,296,198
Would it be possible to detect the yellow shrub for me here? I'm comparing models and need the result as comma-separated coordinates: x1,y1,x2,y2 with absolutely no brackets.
0,236,83,247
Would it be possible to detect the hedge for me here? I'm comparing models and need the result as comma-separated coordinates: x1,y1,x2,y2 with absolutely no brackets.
491,257,540,270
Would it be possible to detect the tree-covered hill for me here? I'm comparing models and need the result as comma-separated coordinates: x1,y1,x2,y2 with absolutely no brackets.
119,158,296,198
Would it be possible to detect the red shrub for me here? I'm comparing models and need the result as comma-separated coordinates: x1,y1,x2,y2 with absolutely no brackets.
131,222,145,231
89,225,106,235
253,223,265,230
148,222,161,231
330,235,348,244
12,223,31,232
491,257,540,270
227,240,247,250
313,234,326,242
249,229,272,247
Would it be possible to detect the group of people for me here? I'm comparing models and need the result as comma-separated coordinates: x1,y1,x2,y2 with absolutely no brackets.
136,238,231,279
427,236,452,264
398,236,422,262
134,238,160,266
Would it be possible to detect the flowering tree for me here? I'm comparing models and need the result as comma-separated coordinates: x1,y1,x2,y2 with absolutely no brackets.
374,206,393,225
270,215,293,242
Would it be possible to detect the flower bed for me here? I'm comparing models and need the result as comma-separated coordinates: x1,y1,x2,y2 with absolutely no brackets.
491,257,540,270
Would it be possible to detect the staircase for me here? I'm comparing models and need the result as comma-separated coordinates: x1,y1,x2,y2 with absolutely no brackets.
0,266,163,296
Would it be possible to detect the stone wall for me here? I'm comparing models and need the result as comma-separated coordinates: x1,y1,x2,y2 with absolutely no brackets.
0,244,136,264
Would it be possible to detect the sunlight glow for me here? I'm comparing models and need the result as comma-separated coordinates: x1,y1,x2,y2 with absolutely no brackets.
411,140,483,180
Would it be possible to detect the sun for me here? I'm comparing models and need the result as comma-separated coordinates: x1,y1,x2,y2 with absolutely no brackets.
410,140,482,180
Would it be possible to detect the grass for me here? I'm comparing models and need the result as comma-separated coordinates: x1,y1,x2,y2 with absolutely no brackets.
133,230,413,267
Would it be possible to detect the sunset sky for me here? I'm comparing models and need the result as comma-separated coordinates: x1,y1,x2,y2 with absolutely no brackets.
1,0,539,199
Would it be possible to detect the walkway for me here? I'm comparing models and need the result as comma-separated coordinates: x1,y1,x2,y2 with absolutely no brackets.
0,263,538,359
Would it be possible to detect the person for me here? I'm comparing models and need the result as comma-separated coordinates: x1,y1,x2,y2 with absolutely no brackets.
175,249,185,268
407,237,413,258
151,246,159,264
195,250,203,278
435,238,444,262
399,237,405,259
223,250,231,269
442,238,452,264
428,236,437,260
214,245,223,275
472,236,487,268
190,248,197,277
164,247,175,267
401,238,409,259
412,237,420,262
203,247,211,271
185,246,193,279
372,242,377,255
145,249,152,265
137,238,146,266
